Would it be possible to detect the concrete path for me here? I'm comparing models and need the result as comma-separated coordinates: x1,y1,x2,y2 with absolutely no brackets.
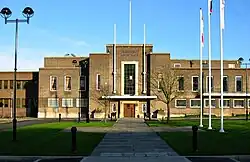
82,118,190,162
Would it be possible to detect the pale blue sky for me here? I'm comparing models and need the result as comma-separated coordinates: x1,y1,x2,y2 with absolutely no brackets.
0,0,249,71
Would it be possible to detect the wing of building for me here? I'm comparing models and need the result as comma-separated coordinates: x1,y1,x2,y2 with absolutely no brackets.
0,44,248,119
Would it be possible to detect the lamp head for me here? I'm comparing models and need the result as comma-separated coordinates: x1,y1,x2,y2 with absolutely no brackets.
0,7,12,23
72,60,78,66
22,7,34,23
238,57,244,64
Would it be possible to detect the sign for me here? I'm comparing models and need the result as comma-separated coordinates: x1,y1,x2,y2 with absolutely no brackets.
120,48,138,56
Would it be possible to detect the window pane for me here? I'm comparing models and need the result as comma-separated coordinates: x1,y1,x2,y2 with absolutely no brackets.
234,100,244,107
236,76,242,92
192,77,199,91
223,77,228,92
205,100,216,107
191,100,200,107
80,76,86,91
220,100,230,107
9,80,13,89
65,76,72,91
0,80,2,89
50,76,57,91
178,77,184,91
176,100,186,107
124,64,135,95
3,80,8,89
17,81,21,89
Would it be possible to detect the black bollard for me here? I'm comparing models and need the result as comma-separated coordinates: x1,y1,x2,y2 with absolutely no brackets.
59,114,61,122
71,127,77,152
192,125,198,152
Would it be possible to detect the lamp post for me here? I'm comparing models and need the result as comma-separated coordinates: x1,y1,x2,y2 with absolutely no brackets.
72,59,89,123
238,57,250,121
0,7,34,141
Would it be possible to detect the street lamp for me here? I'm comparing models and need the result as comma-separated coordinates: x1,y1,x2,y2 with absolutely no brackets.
72,59,89,123
1,7,34,141
238,57,250,121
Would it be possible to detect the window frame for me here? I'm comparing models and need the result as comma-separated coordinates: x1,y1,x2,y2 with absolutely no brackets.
62,98,73,108
80,76,86,91
204,99,216,108
177,76,184,91
190,99,201,108
49,76,58,92
48,98,59,108
174,63,181,68
223,76,228,92
233,99,244,108
64,75,72,91
96,74,101,90
76,98,88,107
219,99,230,108
235,76,242,92
206,76,214,92
175,99,187,108
192,76,199,92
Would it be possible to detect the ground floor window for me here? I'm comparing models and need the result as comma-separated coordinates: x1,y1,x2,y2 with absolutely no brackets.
190,99,200,108
76,98,88,107
219,99,230,108
204,99,216,108
62,98,73,108
175,99,186,108
48,98,59,108
233,99,244,108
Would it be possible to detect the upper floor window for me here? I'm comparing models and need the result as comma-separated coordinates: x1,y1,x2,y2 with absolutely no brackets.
178,76,184,91
64,76,72,91
192,76,199,92
9,80,13,89
80,76,86,91
112,104,117,112
228,64,235,68
174,63,181,68
235,76,242,92
206,76,214,92
50,76,57,91
96,74,101,90
157,74,163,91
17,81,21,90
0,80,2,89
3,80,8,89
223,76,228,92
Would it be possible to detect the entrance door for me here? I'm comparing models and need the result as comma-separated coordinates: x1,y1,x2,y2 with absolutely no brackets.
124,104,135,117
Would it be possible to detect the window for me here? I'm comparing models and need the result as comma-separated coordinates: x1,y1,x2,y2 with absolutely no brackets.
178,76,184,91
17,81,21,89
50,76,57,91
219,99,230,108
124,64,136,95
190,99,200,108
48,98,59,108
62,98,73,107
192,76,199,92
9,80,13,89
3,99,8,107
142,103,147,112
0,80,2,89
204,99,216,108
80,76,86,91
76,98,88,107
235,76,242,92
112,104,117,112
206,76,214,92
233,99,244,108
22,81,28,89
16,98,21,108
96,74,101,90
157,74,163,91
223,76,228,92
174,63,181,68
175,99,186,108
64,76,72,91
248,99,250,108
228,64,235,68
3,80,8,89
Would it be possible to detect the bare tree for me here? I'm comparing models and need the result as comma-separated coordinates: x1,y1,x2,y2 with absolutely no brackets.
91,82,111,122
150,66,181,123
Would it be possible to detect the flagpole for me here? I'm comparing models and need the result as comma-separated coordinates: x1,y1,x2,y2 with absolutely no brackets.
129,0,132,44
208,0,212,130
113,24,117,94
219,0,225,133
199,8,203,128
143,24,146,94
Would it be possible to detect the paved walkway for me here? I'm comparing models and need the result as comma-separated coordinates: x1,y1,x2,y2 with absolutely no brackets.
81,118,190,162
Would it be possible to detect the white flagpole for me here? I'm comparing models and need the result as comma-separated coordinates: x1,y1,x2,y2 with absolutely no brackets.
113,24,117,94
219,0,225,133
199,8,204,128
208,0,212,130
129,0,132,44
143,24,146,94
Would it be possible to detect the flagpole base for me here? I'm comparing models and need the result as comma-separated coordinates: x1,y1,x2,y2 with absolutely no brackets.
208,126,212,130
219,129,225,133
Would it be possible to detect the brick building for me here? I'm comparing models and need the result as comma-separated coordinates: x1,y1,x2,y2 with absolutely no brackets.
0,44,249,118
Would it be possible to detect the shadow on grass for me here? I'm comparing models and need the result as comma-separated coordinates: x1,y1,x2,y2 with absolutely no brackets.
0,122,107,156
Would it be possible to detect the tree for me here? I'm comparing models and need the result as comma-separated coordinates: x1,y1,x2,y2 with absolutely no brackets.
91,82,111,122
150,66,181,123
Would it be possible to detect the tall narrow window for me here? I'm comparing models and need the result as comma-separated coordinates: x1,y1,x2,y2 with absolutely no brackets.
178,76,184,91
96,74,101,90
64,76,72,91
0,80,2,89
235,76,242,92
3,80,8,89
80,76,86,91
223,76,228,92
206,76,214,92
17,81,21,90
50,76,57,91
192,76,199,92
9,80,13,89
157,74,163,91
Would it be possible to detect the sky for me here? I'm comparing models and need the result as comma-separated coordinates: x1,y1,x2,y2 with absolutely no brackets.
0,0,249,71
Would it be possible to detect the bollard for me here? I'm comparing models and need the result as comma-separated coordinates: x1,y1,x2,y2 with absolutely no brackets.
192,125,198,152
59,114,61,122
71,126,77,153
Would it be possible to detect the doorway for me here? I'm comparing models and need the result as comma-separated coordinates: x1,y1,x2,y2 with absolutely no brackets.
124,104,135,117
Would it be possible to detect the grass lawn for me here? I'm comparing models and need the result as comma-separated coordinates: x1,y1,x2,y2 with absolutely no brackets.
0,121,115,156
146,119,250,155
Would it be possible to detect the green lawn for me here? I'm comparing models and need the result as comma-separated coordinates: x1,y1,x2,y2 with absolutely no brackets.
0,121,114,156
146,119,250,155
